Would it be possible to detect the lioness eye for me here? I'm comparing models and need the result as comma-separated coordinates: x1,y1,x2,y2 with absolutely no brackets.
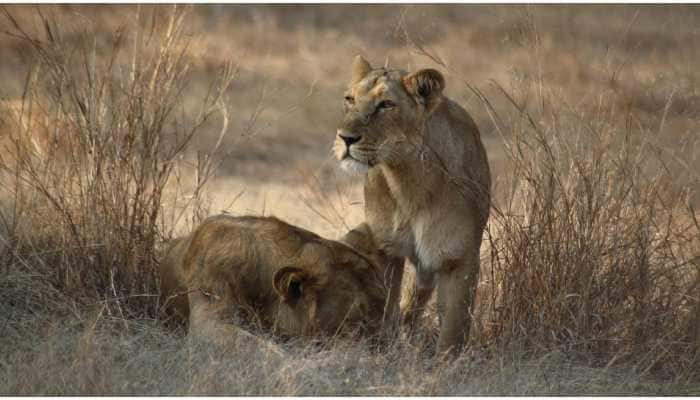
377,100,395,110
344,95,355,105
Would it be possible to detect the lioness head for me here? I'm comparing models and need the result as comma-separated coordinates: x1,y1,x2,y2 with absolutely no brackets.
333,55,445,173
271,238,387,337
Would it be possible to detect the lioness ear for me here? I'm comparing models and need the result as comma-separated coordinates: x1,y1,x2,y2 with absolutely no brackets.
273,266,309,305
402,68,445,113
352,55,372,83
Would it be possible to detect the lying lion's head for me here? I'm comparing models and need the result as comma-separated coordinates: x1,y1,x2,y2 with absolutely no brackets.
333,55,445,173
160,215,388,340
271,233,387,337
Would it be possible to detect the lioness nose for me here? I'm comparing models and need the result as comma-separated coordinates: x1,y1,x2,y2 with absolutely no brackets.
338,131,362,147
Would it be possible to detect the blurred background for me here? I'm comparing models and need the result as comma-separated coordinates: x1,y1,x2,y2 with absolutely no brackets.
3,4,699,238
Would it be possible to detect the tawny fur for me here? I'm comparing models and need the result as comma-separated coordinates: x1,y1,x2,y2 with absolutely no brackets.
334,56,491,355
159,214,388,344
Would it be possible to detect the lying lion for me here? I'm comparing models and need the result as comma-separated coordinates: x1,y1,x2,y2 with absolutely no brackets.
159,214,388,346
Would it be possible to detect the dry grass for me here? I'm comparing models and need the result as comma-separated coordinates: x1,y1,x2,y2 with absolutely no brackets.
478,77,700,378
0,7,234,320
0,4,699,395
3,319,692,395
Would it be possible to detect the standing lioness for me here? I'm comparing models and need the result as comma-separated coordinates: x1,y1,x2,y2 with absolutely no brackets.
160,214,387,344
333,56,491,354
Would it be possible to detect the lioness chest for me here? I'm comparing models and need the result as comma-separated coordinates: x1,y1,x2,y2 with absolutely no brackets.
365,164,470,287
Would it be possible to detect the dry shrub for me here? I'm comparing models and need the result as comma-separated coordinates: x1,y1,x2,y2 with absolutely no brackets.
478,77,700,378
0,6,234,320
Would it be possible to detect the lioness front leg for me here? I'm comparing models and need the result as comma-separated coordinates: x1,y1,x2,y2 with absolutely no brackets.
435,257,479,355
381,256,405,332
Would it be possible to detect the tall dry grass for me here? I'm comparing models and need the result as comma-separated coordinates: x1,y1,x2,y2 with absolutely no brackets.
479,81,700,378
0,6,234,322
469,42,700,382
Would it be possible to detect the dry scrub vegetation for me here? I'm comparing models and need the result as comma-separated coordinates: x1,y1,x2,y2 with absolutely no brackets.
0,5,699,395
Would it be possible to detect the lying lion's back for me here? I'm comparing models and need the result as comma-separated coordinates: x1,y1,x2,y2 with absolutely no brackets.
159,214,323,323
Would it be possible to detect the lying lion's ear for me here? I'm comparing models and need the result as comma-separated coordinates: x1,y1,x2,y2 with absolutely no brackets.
352,55,372,83
402,68,445,113
273,266,309,305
